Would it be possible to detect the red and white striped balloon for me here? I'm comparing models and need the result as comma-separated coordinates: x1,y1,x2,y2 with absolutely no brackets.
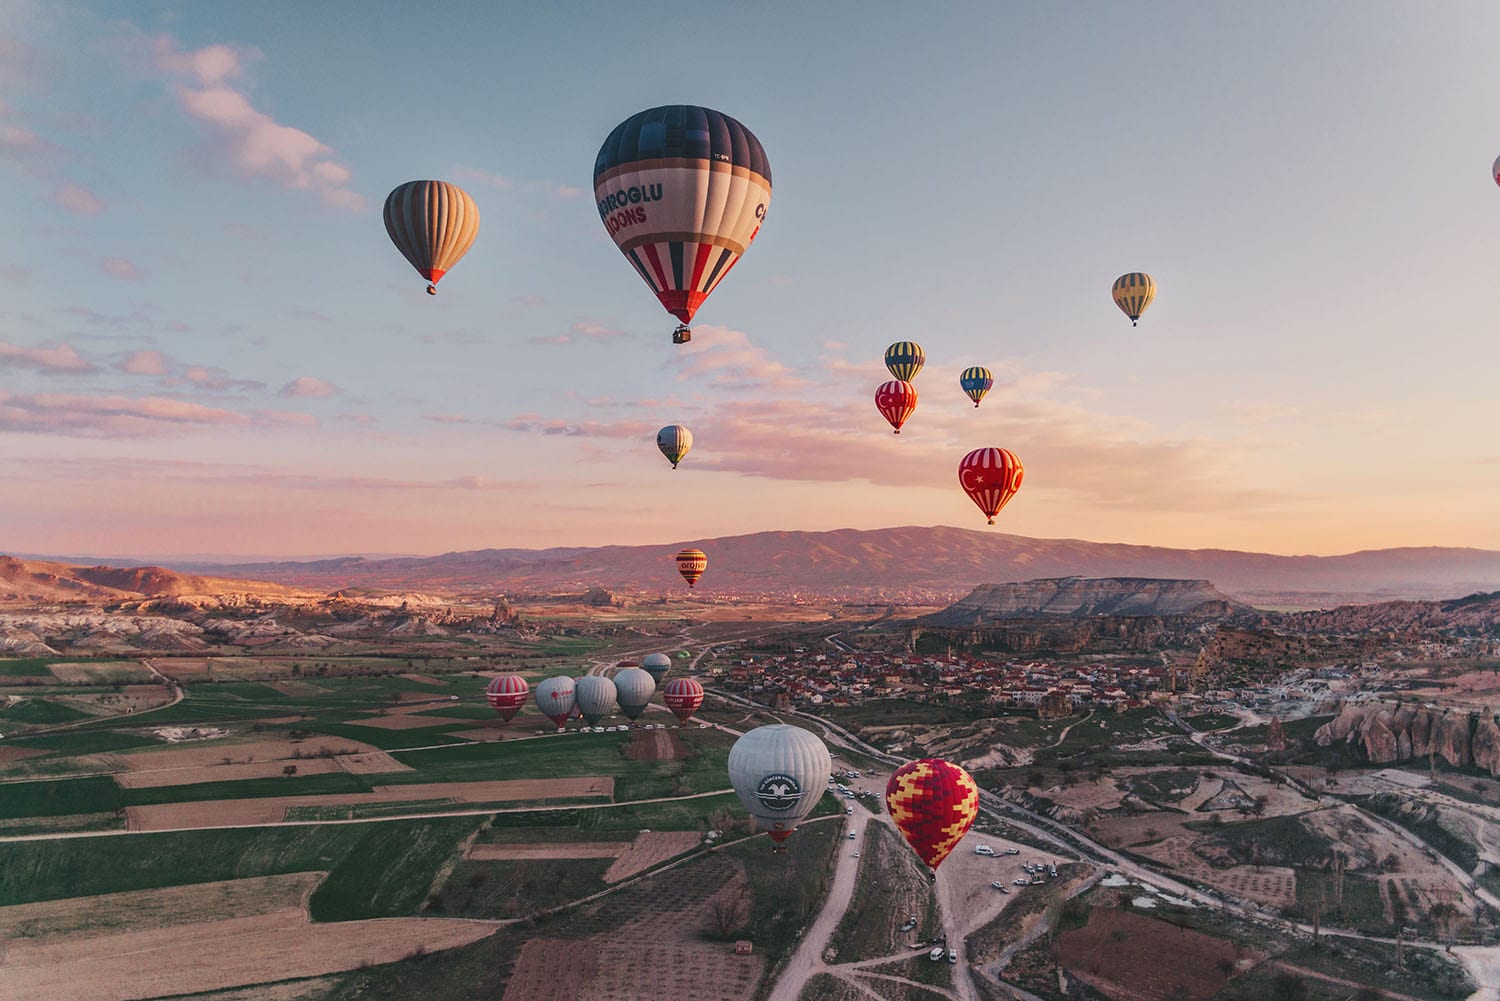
662,677,705,723
875,380,918,434
485,674,529,723
958,447,1024,525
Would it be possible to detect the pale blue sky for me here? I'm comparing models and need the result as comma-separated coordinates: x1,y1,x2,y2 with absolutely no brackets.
3,1,1498,557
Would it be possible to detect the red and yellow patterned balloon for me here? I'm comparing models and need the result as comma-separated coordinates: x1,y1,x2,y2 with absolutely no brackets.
885,758,980,872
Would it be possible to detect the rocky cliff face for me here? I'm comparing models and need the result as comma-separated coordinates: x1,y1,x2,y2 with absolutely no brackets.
1315,701,1500,774
924,577,1246,627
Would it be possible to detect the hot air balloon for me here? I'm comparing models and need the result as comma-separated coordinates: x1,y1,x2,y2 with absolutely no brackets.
960,367,993,408
1111,272,1156,326
594,105,772,344
884,342,925,382
959,447,1024,525
612,667,656,721
383,181,480,295
574,675,618,725
728,725,832,846
534,676,576,728
885,758,979,875
876,380,918,434
641,652,672,685
1493,154,1500,188
662,677,704,723
485,674,529,723
675,548,708,588
657,425,693,469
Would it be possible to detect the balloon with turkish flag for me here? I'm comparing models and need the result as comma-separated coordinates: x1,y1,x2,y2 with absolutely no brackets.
958,447,1023,525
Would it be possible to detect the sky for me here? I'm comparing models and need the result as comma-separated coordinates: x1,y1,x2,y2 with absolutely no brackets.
3,1,1499,560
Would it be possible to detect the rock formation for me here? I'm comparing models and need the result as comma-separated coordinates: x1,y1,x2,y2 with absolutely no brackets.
925,577,1247,626
1315,701,1499,773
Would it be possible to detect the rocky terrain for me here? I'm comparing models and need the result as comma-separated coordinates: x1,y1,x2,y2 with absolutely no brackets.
1315,700,1500,775
922,577,1245,626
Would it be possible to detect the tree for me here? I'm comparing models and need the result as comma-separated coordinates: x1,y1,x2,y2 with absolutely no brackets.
283,764,298,777
1429,900,1459,948
708,890,750,939
1270,971,1307,1001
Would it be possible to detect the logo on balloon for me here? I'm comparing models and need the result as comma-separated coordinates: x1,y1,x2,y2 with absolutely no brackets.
756,773,802,811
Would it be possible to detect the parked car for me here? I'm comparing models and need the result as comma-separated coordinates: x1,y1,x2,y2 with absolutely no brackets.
900,917,918,932
991,881,1004,889
947,949,958,964
928,947,945,962
974,844,995,856
848,833,857,840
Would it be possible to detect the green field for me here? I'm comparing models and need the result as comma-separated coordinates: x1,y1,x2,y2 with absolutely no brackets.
308,815,486,921
0,698,92,724
0,658,62,678
433,857,612,919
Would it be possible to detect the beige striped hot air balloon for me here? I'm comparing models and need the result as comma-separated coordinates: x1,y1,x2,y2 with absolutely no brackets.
1111,272,1156,326
383,180,480,295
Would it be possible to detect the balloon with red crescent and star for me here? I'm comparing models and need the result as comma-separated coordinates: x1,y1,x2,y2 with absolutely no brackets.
959,447,1023,525
885,758,980,873
875,380,918,435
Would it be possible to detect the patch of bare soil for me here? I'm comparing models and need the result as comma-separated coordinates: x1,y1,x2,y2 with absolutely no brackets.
267,681,327,696
469,842,627,861
114,757,346,788
126,776,615,830
0,872,323,942
399,674,447,686
347,713,449,730
1056,907,1256,1001
0,909,499,1001
0,746,46,763
117,736,378,770
623,728,686,761
604,832,702,883
46,662,155,685
335,749,410,774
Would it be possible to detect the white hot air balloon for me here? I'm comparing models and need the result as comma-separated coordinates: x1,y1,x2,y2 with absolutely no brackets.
641,652,672,685
534,676,576,728
727,724,832,846
612,667,656,721
574,675,618,725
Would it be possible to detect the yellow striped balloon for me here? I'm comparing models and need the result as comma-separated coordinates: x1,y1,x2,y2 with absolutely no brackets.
885,758,979,874
1111,272,1156,326
383,180,480,295
884,341,925,381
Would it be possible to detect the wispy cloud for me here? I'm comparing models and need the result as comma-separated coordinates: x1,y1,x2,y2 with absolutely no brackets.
0,95,107,216
152,36,362,211
503,414,652,438
278,376,340,399
451,166,583,200
119,349,168,375
54,183,105,215
99,256,148,281
0,339,95,374
0,390,249,436
670,326,807,392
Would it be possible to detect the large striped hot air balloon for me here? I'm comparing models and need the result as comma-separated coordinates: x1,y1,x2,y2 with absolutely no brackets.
594,105,772,344
959,447,1023,525
657,425,693,469
662,677,704,723
959,366,994,408
875,380,918,434
885,758,979,875
612,667,656,721
485,674,529,723
383,181,480,295
675,548,708,588
641,652,672,685
884,341,925,382
1111,272,1156,326
574,675,618,725
534,676,576,728
728,725,831,846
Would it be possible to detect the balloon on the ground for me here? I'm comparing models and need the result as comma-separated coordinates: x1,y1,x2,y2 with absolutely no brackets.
675,548,708,588
884,341,925,382
383,181,480,295
573,675,618,725
485,674,529,723
657,425,693,469
960,366,994,408
728,724,832,844
1111,272,1156,326
885,758,980,872
662,677,704,723
876,380,918,434
641,652,672,684
959,447,1024,525
534,676,576,727
594,105,772,344
612,667,656,720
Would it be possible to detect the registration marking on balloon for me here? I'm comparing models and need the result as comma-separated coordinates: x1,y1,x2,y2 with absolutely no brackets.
885,759,980,871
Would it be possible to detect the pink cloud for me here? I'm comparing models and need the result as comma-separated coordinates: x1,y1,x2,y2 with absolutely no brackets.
152,37,363,212
53,182,105,216
119,349,169,375
99,256,148,281
572,320,625,341
0,266,29,285
425,414,471,424
671,326,807,392
289,309,331,324
503,414,652,438
0,389,249,436
0,339,95,374
182,365,263,392
528,333,573,346
278,376,340,398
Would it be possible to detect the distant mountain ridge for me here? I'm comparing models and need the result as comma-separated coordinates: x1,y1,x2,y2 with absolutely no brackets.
923,578,1247,626
152,526,1500,608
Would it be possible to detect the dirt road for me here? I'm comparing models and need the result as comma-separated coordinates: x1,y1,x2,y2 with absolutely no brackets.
766,809,869,1001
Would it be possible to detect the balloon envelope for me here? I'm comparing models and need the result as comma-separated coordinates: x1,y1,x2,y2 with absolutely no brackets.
534,676,576,727
675,548,708,588
884,341,925,382
657,425,693,469
959,447,1024,525
383,181,480,294
662,677,704,723
641,652,672,684
594,106,771,335
728,725,832,843
960,366,994,407
1111,272,1156,325
612,667,656,720
485,674,529,723
1493,153,1500,188
885,758,980,871
574,675,618,725
875,380,918,434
